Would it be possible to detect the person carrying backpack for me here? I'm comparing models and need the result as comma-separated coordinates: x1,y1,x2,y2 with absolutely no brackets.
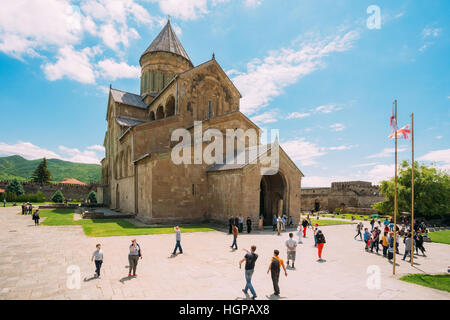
32,209,40,226
267,250,287,296
128,239,142,277
316,230,326,262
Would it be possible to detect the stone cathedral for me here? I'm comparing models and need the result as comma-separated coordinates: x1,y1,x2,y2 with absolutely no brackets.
99,20,304,225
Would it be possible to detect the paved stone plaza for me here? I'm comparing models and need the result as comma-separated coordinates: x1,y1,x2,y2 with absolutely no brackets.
0,206,449,300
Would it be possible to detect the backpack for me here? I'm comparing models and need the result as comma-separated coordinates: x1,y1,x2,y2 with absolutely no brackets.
270,257,280,273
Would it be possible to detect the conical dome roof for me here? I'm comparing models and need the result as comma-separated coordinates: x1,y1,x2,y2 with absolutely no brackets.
141,20,191,63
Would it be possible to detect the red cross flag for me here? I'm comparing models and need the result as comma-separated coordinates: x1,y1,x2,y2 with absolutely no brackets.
389,124,411,139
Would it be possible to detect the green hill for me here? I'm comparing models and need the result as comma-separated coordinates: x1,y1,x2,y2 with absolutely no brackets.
0,155,101,184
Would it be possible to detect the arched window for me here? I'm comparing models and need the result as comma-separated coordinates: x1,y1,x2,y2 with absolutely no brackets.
156,105,164,120
150,111,155,121
165,95,175,117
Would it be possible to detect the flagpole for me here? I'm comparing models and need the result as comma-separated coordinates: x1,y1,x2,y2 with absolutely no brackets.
411,113,415,266
393,100,398,275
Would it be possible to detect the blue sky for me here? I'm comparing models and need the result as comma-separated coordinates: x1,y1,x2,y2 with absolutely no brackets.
0,0,448,187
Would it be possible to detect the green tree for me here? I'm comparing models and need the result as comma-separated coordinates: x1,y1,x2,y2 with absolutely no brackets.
373,161,450,218
31,158,52,183
51,190,65,203
87,191,97,204
6,179,25,196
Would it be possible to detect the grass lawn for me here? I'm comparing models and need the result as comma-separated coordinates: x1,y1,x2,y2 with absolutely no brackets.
39,209,216,237
308,219,353,226
428,230,450,245
399,274,450,293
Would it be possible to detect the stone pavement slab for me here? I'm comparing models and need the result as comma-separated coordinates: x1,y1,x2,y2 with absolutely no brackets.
0,206,449,300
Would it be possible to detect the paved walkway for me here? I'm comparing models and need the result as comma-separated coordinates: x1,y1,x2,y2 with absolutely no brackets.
0,206,449,300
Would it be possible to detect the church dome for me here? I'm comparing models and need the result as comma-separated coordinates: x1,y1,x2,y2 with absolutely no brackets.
139,19,193,96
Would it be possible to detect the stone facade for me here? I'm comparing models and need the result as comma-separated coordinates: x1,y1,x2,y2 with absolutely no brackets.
0,181,98,201
301,181,385,213
100,21,304,225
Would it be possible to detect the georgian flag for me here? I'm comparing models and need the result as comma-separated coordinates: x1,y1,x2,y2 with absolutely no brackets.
389,124,411,139
390,106,398,134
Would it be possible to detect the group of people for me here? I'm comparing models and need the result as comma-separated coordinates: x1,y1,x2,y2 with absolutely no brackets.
228,216,253,235
21,202,40,225
272,215,294,235
355,218,427,263
91,226,183,278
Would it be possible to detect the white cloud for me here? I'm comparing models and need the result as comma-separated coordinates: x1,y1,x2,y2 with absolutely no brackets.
0,141,104,164
250,110,279,124
286,112,311,120
329,145,356,151
244,0,262,7
436,136,443,140
352,162,378,168
418,148,450,171
42,46,100,84
367,147,407,159
329,123,346,132
314,104,342,114
232,29,359,115
0,0,87,58
150,0,210,21
422,27,442,38
281,138,326,166
97,59,140,80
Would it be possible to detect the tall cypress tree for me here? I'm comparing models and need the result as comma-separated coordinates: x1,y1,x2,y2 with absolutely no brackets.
31,158,51,183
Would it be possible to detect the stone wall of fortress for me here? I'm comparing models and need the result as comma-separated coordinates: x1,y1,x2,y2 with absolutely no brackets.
0,181,99,201
301,181,385,213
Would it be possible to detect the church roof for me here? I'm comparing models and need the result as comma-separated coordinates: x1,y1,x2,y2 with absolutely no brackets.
110,88,147,109
115,116,145,127
59,178,87,186
207,144,274,172
141,20,191,63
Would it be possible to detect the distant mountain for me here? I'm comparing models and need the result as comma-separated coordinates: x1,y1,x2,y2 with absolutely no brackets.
0,155,101,184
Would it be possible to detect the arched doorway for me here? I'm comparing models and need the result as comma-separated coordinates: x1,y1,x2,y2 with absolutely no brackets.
259,172,287,226
314,200,320,212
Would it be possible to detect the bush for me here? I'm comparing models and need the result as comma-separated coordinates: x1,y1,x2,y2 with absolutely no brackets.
6,179,25,196
87,191,97,204
1,191,46,203
51,190,65,203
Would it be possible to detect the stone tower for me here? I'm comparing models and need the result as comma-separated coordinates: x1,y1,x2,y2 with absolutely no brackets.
139,19,193,98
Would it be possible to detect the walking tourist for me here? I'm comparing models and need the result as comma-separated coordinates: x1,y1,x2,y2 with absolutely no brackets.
316,230,326,262
239,246,258,300
381,231,389,257
259,215,263,230
414,232,426,256
289,215,293,227
246,217,252,234
387,232,394,261
370,218,375,231
21,203,25,215
239,216,244,233
228,216,234,234
354,222,363,240
32,209,40,225
363,228,371,251
91,244,103,278
231,224,239,250
296,223,303,244
3,199,6,207
313,224,319,247
272,215,277,231
370,227,380,254
28,203,33,215
402,232,412,262
267,250,287,296
285,233,297,268
128,239,142,277
277,216,283,236
172,226,183,255
302,219,308,237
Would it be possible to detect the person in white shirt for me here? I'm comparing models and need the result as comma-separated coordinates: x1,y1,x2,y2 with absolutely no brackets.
285,233,298,268
91,244,103,278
